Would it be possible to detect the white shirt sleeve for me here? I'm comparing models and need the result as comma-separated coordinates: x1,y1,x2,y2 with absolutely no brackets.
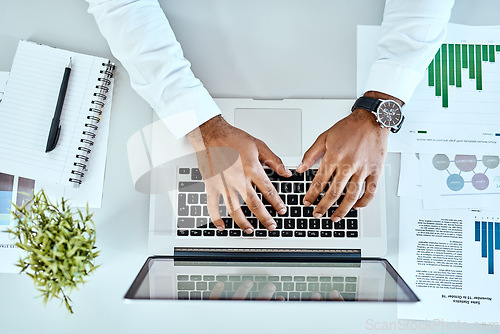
85,0,221,139
364,0,455,103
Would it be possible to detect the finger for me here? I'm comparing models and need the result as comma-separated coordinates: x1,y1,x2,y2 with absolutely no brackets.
311,292,322,301
331,176,364,222
233,280,253,300
330,290,345,301
296,132,326,173
313,172,350,219
257,141,291,177
302,160,336,207
209,281,225,300
221,187,254,234
240,188,277,231
207,192,225,230
354,173,380,209
253,167,287,216
256,282,277,301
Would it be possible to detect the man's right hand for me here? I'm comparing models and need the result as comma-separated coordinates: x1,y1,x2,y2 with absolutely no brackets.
186,115,290,234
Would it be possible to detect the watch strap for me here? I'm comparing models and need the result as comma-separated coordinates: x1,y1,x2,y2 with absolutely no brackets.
391,114,405,133
352,96,405,133
351,96,381,113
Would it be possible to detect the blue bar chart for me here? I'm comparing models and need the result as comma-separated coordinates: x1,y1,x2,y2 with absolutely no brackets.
475,220,500,274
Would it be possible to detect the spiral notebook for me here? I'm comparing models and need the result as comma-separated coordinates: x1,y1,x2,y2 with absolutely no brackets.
0,41,114,201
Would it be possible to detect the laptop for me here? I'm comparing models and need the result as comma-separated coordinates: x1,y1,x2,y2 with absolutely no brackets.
124,99,418,302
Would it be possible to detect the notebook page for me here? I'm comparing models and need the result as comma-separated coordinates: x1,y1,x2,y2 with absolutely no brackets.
34,79,114,208
0,41,110,186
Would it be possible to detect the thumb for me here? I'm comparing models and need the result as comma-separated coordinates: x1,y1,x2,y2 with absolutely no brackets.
257,141,291,177
296,133,326,173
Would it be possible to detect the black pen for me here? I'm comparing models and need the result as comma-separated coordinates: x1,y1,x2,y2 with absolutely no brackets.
45,57,72,153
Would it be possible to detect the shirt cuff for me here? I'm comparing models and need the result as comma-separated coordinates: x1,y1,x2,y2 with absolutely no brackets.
363,61,425,104
155,87,222,139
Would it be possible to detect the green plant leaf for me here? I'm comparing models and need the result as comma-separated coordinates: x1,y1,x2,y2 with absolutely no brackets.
6,189,99,314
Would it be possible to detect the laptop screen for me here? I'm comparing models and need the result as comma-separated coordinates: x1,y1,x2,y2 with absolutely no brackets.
125,257,418,302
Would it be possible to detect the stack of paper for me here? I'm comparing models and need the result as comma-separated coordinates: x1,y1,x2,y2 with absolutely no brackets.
0,41,114,209
358,24,500,324
0,41,115,273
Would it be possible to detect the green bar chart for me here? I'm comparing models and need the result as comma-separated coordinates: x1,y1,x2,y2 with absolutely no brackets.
455,44,461,87
428,43,500,108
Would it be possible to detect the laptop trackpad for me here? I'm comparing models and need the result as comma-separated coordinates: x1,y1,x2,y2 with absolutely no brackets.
234,108,302,157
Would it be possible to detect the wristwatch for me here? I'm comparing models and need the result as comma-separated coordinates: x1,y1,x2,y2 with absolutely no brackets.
351,96,405,133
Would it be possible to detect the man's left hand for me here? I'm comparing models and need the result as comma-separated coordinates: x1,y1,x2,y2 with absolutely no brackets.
296,92,402,222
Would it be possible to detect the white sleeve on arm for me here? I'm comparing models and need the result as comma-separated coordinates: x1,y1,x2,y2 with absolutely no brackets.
86,0,221,138
363,0,455,103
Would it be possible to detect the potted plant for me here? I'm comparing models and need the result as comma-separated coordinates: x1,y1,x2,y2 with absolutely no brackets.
6,190,100,313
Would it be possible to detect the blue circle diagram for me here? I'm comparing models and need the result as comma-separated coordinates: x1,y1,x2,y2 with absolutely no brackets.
433,154,499,192
446,174,465,191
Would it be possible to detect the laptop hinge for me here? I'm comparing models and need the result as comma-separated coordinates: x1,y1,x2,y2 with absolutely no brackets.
174,248,361,261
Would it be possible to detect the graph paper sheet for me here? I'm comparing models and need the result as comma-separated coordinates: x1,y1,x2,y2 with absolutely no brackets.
397,198,500,323
357,24,500,154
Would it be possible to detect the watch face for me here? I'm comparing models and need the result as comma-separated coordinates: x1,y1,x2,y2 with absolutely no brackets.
376,100,402,127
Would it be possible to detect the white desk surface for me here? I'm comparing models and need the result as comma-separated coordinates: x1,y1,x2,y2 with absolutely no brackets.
1,1,499,333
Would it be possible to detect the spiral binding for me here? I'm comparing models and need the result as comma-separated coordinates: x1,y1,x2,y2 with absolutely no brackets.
69,61,115,186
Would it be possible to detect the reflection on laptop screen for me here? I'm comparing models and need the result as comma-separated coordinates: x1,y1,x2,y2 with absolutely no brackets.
126,257,418,302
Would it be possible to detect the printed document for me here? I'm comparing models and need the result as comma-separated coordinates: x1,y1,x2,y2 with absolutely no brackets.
398,198,500,323
357,24,500,154
0,172,33,273
398,153,423,200
420,153,500,210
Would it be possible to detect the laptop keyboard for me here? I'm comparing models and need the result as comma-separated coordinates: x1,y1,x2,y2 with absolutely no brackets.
176,168,359,238
176,274,358,301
